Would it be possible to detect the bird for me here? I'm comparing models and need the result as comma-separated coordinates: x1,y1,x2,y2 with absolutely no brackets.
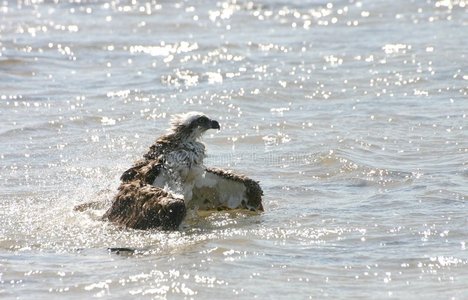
101,112,263,230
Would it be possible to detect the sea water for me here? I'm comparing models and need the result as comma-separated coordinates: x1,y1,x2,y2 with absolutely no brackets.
0,0,467,298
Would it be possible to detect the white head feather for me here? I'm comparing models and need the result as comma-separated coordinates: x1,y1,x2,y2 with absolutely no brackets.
170,111,204,131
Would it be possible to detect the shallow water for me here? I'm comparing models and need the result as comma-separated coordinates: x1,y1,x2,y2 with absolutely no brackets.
1,0,467,298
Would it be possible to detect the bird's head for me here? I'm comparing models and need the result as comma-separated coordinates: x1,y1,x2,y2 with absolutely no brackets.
170,112,220,140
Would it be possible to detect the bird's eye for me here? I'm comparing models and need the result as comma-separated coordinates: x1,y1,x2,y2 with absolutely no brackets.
197,116,209,125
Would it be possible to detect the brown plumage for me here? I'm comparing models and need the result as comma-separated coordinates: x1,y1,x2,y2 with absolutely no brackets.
193,167,264,211
103,182,185,230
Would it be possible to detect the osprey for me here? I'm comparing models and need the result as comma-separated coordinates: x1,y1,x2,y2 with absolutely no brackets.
101,112,263,230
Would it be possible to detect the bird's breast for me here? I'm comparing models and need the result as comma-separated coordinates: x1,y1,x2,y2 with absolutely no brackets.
185,142,206,165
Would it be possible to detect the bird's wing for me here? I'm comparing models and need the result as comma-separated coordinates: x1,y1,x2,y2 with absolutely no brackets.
190,167,263,211
105,155,187,230
75,159,165,212
120,159,163,184
103,182,186,230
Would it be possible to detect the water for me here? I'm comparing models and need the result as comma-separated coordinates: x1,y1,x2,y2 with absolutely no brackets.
1,0,467,298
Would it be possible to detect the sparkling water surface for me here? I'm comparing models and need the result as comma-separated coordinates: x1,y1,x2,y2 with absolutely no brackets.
1,0,467,299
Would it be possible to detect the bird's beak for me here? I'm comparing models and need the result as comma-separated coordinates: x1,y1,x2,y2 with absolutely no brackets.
211,120,220,130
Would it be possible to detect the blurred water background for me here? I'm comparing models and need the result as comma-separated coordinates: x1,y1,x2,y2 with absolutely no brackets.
0,0,467,298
